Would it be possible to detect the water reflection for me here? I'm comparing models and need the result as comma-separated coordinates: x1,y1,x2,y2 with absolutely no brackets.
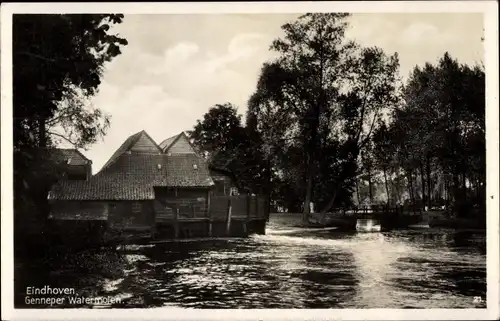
15,216,486,309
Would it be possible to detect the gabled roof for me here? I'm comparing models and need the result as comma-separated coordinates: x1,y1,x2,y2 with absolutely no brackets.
49,148,91,166
49,153,215,201
159,134,178,151
15,148,91,166
159,131,197,154
100,130,162,172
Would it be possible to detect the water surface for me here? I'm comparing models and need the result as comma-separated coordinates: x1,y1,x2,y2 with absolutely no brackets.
15,214,486,309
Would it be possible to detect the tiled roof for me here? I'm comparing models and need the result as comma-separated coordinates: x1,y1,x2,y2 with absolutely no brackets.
17,148,92,166
165,154,214,187
48,175,156,200
49,153,215,201
97,153,169,181
49,149,91,166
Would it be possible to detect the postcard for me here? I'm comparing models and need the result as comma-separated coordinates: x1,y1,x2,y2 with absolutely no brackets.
1,1,498,320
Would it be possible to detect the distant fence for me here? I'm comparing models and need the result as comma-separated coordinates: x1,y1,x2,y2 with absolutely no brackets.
210,195,267,221
327,204,429,217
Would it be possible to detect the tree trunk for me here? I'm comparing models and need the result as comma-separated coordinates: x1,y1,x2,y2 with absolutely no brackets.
302,109,320,224
444,174,450,204
452,172,460,203
319,188,337,224
408,171,415,205
462,172,467,200
302,155,314,224
420,161,425,209
426,156,432,208
383,167,390,205
394,174,401,205
38,116,46,148
303,174,313,223
355,178,361,205
476,178,480,200
368,172,373,203
266,160,272,221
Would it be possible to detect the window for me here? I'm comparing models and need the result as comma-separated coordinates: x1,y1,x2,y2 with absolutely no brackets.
230,187,238,196
132,202,141,213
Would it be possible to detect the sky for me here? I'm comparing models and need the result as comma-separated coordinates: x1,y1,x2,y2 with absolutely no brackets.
76,13,484,173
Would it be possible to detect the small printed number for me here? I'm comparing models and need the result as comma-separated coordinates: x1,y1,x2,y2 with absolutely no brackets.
473,296,483,303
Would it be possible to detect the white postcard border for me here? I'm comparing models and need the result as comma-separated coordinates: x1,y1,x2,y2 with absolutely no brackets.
1,2,498,320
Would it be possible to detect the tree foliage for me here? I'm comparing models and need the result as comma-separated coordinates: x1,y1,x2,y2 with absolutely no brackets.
189,103,267,195
13,14,127,150
189,16,484,223
389,52,485,216
13,14,127,228
248,13,400,222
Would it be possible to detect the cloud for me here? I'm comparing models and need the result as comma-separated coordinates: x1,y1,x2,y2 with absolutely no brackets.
149,32,272,107
81,14,483,172
86,32,273,172
86,83,201,172
399,22,457,46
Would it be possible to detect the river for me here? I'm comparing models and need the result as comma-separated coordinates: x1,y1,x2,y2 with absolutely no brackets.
15,214,486,309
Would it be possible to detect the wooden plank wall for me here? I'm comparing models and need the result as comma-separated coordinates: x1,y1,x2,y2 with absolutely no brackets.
210,195,265,219
210,195,231,220
130,133,161,153
168,135,196,154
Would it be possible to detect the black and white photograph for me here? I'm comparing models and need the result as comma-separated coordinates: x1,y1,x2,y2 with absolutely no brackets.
1,2,499,320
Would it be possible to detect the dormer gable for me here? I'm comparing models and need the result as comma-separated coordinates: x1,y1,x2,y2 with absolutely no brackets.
161,132,196,155
129,131,162,153
100,130,162,172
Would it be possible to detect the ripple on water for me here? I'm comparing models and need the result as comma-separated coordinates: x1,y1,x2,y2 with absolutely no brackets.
15,223,486,309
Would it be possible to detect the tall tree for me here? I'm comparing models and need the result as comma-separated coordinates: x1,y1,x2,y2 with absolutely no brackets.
190,103,245,158
396,52,485,216
190,103,266,195
258,13,400,223
248,62,301,214
269,13,356,222
13,14,128,245
373,121,394,205
14,14,127,150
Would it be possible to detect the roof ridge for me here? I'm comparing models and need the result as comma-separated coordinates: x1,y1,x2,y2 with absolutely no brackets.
98,130,144,173
158,133,178,150
162,131,202,157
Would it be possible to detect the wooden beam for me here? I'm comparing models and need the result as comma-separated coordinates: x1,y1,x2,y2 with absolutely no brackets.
174,207,179,238
207,191,212,237
226,198,232,236
244,194,251,235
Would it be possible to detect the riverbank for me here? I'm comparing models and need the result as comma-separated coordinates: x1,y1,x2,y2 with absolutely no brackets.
270,212,486,231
